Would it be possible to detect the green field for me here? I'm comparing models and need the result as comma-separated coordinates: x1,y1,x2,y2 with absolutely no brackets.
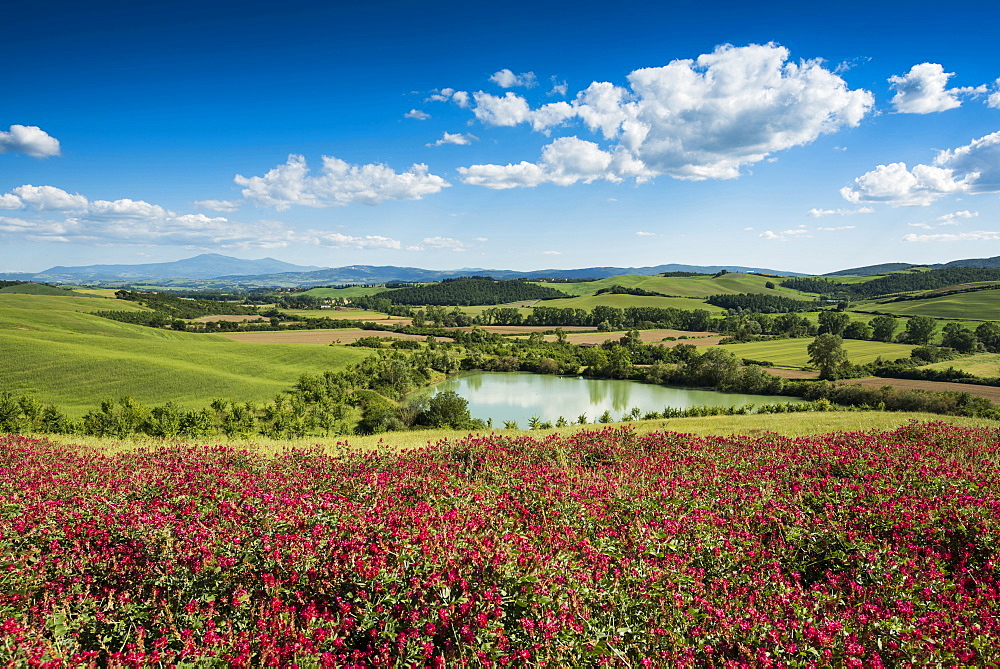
302,285,403,299
280,308,407,320
720,338,916,367
921,352,1000,377
535,293,728,313
534,273,813,299
861,290,1000,320
0,294,371,416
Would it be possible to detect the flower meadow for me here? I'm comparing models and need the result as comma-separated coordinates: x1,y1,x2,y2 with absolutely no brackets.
0,423,998,666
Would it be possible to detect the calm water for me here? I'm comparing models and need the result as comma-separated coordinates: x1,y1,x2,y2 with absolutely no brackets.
410,372,802,425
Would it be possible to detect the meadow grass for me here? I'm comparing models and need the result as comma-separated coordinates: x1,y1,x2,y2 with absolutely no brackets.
536,293,728,312
532,272,813,299
0,293,371,415
922,352,1000,377
720,338,916,367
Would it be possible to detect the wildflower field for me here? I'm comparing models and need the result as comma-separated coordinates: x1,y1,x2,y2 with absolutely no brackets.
0,422,998,666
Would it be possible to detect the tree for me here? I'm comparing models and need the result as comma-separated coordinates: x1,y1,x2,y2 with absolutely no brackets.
807,334,849,380
976,322,1000,352
900,316,937,345
414,390,472,429
941,322,979,353
870,315,898,342
818,310,850,336
843,320,873,340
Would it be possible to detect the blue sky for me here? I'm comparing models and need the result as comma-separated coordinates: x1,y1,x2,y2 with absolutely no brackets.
2,0,999,274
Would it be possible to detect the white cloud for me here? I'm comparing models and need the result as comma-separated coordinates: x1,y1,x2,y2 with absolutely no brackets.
11,185,88,211
295,231,402,250
636,231,657,236
459,136,623,189
842,131,1000,206
0,194,23,209
427,132,477,147
816,225,855,231
888,63,985,114
471,91,533,126
937,210,977,225
759,228,814,241
426,89,470,108
194,199,241,212
908,222,934,229
462,43,872,184
0,125,61,158
235,154,449,210
989,79,1000,109
548,79,568,97
473,237,489,242
405,109,430,120
490,69,537,88
807,207,874,217
542,250,561,255
904,230,1000,242
422,236,470,251
0,184,405,250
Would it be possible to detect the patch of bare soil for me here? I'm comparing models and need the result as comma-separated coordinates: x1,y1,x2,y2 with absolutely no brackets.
215,330,451,345
765,368,820,380
845,377,1000,403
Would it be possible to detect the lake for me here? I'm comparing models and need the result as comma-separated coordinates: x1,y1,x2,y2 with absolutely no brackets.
410,372,802,425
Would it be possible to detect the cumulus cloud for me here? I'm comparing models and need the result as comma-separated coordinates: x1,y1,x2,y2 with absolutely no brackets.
842,131,1000,206
11,185,88,211
458,43,872,186
427,132,477,147
888,63,985,113
0,125,61,158
404,109,430,120
816,225,855,231
989,79,1000,109
807,207,874,217
459,136,641,189
636,231,657,236
234,154,449,210
194,199,241,212
489,69,537,88
0,184,408,250
904,230,1000,242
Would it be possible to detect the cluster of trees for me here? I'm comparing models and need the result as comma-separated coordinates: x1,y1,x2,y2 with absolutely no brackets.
705,293,815,313
112,290,260,319
369,277,571,306
594,285,669,297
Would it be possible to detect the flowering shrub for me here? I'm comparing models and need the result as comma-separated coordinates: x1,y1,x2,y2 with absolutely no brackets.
0,422,997,665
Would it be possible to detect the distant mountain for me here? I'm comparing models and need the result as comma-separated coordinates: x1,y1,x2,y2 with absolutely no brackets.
826,255,1000,277
221,263,804,286
30,254,324,283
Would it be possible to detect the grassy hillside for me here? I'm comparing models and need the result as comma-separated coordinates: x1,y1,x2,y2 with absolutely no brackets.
302,285,403,299
863,290,1000,320
0,294,370,416
536,273,813,299
720,338,916,367
0,283,99,297
534,294,728,313
921,352,1000,377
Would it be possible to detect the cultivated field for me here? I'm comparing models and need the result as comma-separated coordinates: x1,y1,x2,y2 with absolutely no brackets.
535,272,810,299
537,293,727,312
923,352,1000,377
0,294,370,415
216,329,449,345
551,329,721,346
863,289,1000,320
845,376,1000,404
721,338,917,367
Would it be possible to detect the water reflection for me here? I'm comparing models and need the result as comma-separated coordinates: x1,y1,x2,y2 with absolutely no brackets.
410,372,802,425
